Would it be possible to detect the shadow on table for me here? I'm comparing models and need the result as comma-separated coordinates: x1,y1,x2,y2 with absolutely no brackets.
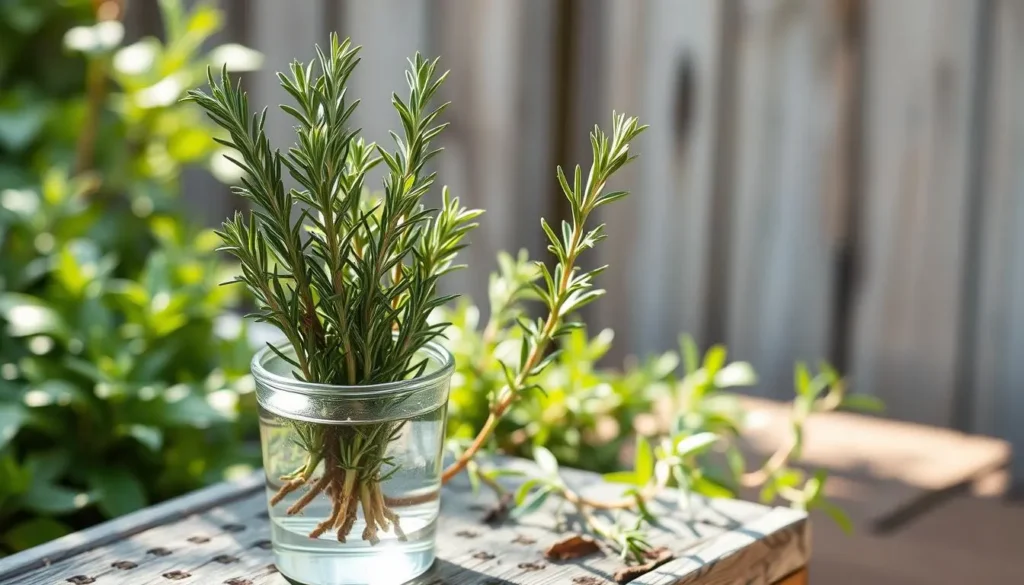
407,558,514,585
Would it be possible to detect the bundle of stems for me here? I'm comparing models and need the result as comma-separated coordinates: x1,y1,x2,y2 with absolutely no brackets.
186,35,480,544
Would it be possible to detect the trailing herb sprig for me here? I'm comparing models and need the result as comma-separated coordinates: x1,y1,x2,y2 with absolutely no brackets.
442,113,646,482
186,34,480,544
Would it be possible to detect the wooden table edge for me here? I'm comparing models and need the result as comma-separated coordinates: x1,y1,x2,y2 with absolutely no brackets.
633,506,810,584
0,471,265,581
0,465,812,585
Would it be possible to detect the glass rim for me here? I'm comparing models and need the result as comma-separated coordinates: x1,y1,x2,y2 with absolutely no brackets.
251,338,455,398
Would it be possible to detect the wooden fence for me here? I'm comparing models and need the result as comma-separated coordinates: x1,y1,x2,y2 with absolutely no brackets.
127,0,1024,479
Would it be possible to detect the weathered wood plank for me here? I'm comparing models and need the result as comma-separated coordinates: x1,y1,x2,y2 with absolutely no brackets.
738,396,1010,529
633,507,808,584
725,0,848,399
596,0,729,358
338,0,429,181
968,0,1024,484
248,0,325,151
775,569,809,585
848,0,983,425
0,472,265,581
810,491,1024,584
0,460,808,585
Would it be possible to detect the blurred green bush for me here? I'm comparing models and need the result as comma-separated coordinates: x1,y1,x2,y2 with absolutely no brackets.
442,251,749,477
0,0,262,554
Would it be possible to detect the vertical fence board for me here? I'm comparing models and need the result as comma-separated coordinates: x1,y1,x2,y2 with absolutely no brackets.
339,0,429,164
970,0,1024,480
850,0,982,425
588,0,642,354
249,0,324,152
429,0,558,304
597,0,726,358
725,0,846,398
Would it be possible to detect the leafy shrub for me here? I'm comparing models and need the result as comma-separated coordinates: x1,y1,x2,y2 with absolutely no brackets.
442,251,679,473
443,250,879,534
0,0,261,554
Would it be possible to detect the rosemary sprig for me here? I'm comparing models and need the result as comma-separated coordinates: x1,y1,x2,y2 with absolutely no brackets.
442,113,646,482
434,112,861,564
186,34,480,544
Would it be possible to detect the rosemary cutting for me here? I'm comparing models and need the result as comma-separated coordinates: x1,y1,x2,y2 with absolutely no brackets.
186,35,480,544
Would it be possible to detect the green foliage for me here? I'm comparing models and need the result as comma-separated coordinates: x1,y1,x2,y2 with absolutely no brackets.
444,251,876,562
188,36,479,386
0,0,260,555
440,114,647,489
442,245,676,473
187,34,481,544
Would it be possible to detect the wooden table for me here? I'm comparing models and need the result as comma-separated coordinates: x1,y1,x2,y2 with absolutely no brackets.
738,397,1016,585
739,396,1011,531
0,460,809,585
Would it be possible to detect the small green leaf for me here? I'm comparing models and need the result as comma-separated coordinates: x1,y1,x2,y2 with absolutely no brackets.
0,404,29,450
818,361,841,384
24,450,70,484
512,486,551,518
792,424,804,459
23,380,88,408
122,425,164,452
794,362,811,396
603,471,641,486
5,2,45,33
533,446,559,477
726,448,746,480
634,436,654,485
627,488,654,521
0,104,48,152
3,518,70,551
703,345,727,375
160,385,231,428
803,469,828,504
675,432,719,458
654,460,671,486
691,474,734,499
208,43,264,72
483,468,526,479
0,293,66,337
714,362,757,388
22,483,93,515
840,394,885,414
681,335,699,375
88,468,147,518
63,21,124,54
820,501,854,534
775,468,805,488
514,479,539,506
184,3,223,39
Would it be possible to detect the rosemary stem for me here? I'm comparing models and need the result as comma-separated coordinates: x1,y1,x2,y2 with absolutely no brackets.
441,180,590,483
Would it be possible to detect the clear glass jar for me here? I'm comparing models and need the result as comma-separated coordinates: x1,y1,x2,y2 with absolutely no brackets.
253,341,453,585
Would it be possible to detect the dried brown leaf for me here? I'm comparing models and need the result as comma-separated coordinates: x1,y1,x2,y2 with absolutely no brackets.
545,534,602,561
613,547,674,584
